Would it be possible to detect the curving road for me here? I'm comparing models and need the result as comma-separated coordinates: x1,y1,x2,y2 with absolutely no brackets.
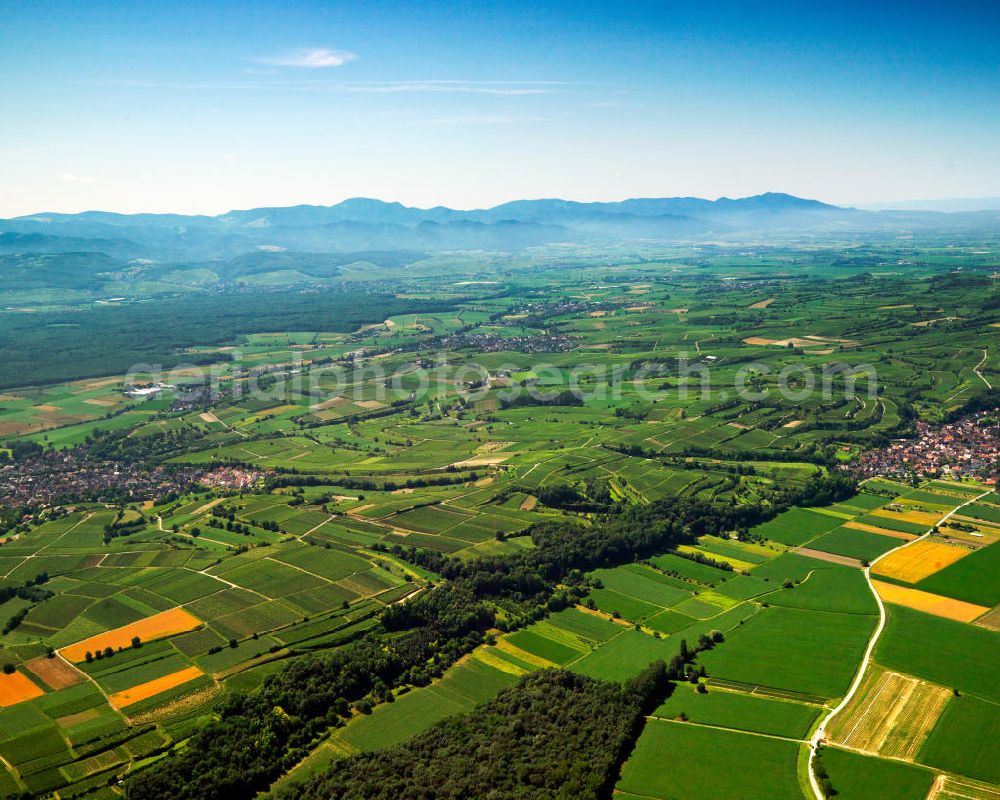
806,487,991,800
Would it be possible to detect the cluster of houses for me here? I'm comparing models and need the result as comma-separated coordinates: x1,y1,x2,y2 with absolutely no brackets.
0,447,207,508
438,333,575,354
850,410,1000,484
200,466,263,490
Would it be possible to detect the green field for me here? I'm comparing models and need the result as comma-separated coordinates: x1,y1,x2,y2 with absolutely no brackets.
699,606,875,699
335,658,519,753
915,541,1000,607
751,507,845,546
821,746,936,800
649,553,731,585
616,719,804,800
806,527,903,561
765,564,878,615
569,629,675,682
918,695,1000,783
876,605,1000,703
653,683,820,738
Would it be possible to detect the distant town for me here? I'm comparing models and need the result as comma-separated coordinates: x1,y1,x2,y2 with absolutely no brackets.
849,408,1000,484
0,444,261,511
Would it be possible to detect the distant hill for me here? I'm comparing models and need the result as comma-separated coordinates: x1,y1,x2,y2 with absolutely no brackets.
0,193,871,260
1,194,998,298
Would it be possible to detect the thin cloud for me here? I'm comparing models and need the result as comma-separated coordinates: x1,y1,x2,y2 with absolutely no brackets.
61,172,94,183
410,114,544,126
0,144,61,157
254,48,357,69
86,79,575,96
344,82,554,96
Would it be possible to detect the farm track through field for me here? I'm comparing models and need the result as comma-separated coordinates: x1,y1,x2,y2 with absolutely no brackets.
155,513,232,548
263,555,369,586
3,512,94,578
189,562,270,601
806,488,992,800
974,348,992,390
201,409,249,437
645,714,807,744
298,513,337,539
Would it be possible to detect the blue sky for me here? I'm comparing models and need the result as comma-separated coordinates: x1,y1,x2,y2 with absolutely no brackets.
2,0,998,215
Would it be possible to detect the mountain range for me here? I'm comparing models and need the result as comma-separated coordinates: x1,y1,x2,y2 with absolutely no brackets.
3,193,999,263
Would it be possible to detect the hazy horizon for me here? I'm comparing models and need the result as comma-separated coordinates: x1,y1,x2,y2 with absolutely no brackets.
9,191,1000,220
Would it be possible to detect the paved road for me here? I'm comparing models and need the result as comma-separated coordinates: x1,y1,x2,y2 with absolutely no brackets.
806,487,990,799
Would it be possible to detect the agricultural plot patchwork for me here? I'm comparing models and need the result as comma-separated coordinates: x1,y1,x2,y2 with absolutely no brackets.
0,264,998,800
0,496,421,797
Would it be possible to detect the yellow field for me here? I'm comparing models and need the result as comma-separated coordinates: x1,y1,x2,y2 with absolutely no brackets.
109,666,204,709
471,648,529,676
873,580,990,622
452,454,512,467
676,544,756,571
250,404,300,420
872,507,942,526
354,399,387,410
844,520,916,540
873,539,971,583
829,669,950,759
0,670,44,707
60,608,201,663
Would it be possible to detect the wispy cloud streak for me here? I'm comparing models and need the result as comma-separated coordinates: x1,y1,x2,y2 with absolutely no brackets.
85,79,577,96
253,48,357,68
409,114,544,126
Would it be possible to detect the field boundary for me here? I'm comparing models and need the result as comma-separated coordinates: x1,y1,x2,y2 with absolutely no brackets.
806,488,990,800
